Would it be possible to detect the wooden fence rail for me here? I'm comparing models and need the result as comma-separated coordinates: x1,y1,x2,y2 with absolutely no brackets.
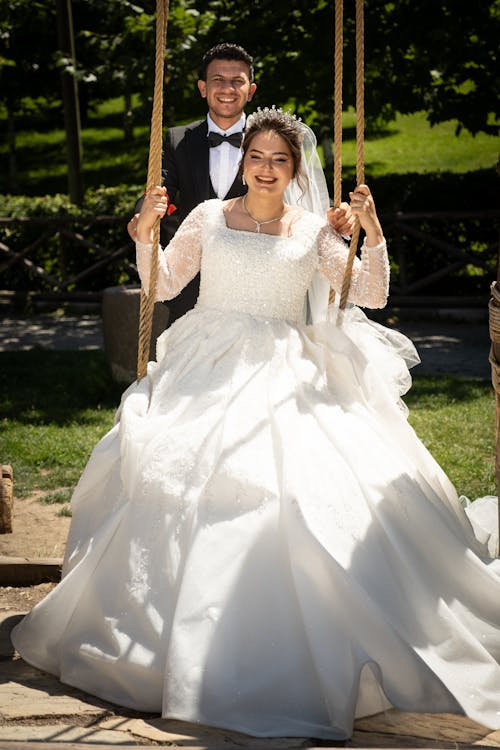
0,215,134,299
0,210,498,307
384,209,499,301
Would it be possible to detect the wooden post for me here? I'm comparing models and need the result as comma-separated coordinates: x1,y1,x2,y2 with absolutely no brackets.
0,465,13,534
488,225,500,556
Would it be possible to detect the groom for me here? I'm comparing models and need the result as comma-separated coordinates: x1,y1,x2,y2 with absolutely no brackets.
128,43,256,322
129,42,353,323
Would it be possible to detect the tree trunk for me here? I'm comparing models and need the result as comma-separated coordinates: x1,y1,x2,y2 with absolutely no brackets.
56,0,84,204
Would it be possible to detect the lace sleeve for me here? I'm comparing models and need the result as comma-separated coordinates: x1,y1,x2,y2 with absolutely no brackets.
316,224,390,309
135,202,204,301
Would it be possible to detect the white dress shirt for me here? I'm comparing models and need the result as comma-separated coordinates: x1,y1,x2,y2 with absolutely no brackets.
207,112,245,199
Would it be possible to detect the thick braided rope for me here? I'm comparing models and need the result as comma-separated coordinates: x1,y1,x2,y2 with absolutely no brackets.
339,0,364,310
333,0,343,210
329,0,343,306
489,280,500,555
137,0,169,381
489,282,500,394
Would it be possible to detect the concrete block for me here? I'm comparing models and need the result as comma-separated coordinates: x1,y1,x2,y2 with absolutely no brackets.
102,286,169,385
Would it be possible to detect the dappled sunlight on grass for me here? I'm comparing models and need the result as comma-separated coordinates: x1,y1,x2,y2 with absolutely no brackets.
0,99,151,193
2,98,499,194
323,109,500,178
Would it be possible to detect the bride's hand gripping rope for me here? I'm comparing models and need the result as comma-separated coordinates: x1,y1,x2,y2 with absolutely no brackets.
348,184,384,247
136,186,177,244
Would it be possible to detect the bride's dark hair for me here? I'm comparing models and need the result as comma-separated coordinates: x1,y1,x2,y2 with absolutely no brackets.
241,107,309,195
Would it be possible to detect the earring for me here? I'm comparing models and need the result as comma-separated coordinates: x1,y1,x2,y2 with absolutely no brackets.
242,174,246,186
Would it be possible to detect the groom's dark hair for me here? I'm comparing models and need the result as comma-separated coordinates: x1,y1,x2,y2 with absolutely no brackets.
199,43,254,82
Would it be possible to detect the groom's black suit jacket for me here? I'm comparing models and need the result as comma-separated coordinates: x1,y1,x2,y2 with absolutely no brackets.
159,118,247,322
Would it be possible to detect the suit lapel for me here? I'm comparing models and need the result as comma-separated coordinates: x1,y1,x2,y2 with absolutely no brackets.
186,120,210,206
224,174,246,200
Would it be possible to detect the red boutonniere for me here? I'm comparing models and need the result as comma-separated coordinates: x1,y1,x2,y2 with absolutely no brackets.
165,191,177,215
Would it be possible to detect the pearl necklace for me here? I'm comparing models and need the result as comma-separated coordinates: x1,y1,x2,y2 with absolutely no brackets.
242,195,286,233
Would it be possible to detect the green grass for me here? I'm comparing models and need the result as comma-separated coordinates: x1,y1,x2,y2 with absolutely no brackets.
336,109,499,178
1,97,498,195
405,376,496,499
0,349,122,498
38,488,73,505
0,97,151,194
0,350,495,504
39,488,74,518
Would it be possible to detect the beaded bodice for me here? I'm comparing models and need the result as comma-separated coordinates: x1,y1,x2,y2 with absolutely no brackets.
136,199,390,321
196,206,319,322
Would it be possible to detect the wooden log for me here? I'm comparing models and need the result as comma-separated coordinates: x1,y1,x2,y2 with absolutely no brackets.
0,556,62,585
0,464,13,534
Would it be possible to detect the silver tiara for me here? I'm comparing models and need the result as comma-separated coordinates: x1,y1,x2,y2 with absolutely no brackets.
246,106,304,136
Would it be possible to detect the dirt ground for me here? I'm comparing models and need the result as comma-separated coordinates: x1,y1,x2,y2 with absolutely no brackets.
0,581,56,611
0,492,70,559
0,492,68,612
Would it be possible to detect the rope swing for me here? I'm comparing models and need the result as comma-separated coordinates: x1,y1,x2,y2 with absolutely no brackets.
136,0,365,376
136,0,169,381
330,0,365,310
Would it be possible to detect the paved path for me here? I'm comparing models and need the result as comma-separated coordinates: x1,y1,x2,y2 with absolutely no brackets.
0,312,492,379
1,613,499,750
1,314,104,352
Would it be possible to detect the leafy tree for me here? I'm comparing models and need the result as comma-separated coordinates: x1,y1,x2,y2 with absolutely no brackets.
71,0,216,134
2,0,498,197
72,0,156,135
363,0,500,137
161,0,499,138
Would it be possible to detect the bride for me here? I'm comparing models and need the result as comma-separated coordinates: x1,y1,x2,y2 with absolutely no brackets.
12,106,500,740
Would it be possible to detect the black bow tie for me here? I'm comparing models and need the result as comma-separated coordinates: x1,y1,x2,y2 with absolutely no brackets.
207,131,243,148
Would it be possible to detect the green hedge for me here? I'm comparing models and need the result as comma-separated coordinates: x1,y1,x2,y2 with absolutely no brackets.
1,173,498,298
0,186,143,293
330,168,499,297
0,185,143,219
